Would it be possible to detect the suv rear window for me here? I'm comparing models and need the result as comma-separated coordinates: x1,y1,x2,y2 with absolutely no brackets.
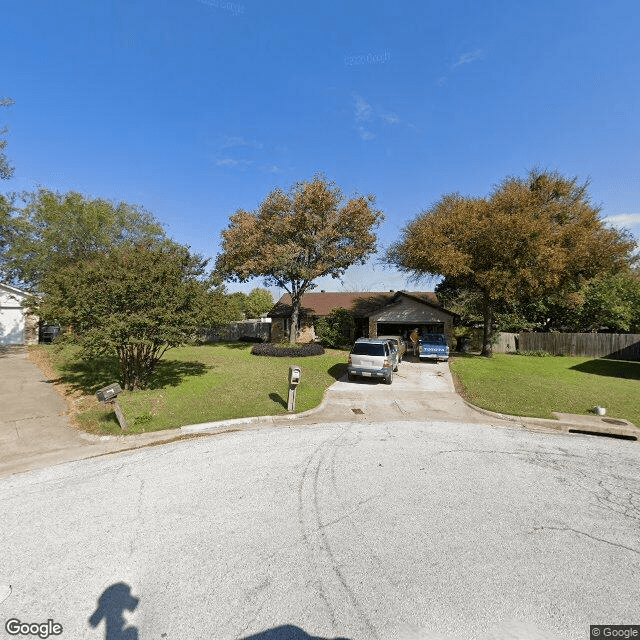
351,343,386,356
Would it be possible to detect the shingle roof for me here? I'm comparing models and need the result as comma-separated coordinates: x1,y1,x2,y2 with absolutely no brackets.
268,290,444,318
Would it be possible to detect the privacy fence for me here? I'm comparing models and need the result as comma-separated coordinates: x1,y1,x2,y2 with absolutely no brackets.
494,332,640,361
201,319,272,343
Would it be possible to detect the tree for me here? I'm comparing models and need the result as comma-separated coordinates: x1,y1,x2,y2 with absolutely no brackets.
35,244,213,390
572,271,640,332
0,98,14,180
216,175,383,342
388,170,635,356
314,307,356,348
244,287,273,318
1,188,167,290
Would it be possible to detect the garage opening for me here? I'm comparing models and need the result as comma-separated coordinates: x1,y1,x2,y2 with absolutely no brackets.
376,322,445,341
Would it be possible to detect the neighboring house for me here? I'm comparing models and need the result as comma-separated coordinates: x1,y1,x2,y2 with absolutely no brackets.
0,283,39,346
268,290,457,344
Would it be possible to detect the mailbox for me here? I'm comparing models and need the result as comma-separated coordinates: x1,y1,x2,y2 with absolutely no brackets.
289,365,301,386
96,383,123,403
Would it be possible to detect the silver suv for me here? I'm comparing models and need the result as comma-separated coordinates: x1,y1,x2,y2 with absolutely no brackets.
347,338,398,384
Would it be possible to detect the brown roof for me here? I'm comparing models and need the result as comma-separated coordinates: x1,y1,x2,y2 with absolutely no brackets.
269,290,444,318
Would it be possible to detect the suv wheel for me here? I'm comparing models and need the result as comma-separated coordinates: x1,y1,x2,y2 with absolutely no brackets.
385,371,393,385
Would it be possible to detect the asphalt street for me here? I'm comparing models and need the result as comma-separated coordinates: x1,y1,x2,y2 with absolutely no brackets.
1,419,638,640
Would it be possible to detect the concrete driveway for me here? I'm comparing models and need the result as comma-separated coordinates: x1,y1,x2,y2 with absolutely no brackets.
298,356,485,425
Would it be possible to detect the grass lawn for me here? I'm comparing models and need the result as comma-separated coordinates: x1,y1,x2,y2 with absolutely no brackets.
449,353,640,427
30,342,348,435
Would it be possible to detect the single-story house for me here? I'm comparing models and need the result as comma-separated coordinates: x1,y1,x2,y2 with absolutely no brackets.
268,290,457,344
0,283,39,346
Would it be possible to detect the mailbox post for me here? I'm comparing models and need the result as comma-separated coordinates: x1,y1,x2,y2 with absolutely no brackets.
287,365,301,412
95,383,128,431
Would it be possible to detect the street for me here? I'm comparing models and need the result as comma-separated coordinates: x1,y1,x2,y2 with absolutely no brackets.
2,418,638,639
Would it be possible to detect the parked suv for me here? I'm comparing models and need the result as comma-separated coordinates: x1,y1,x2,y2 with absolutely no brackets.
377,335,407,363
347,338,398,384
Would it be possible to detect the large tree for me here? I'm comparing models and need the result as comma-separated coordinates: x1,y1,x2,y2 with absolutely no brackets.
216,175,383,342
1,188,167,290
34,244,217,391
388,170,635,355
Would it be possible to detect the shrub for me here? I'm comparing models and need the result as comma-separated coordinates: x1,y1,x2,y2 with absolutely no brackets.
314,308,355,348
512,349,560,357
251,342,325,357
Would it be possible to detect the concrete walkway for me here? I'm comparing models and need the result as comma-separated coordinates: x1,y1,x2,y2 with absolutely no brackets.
1,349,636,479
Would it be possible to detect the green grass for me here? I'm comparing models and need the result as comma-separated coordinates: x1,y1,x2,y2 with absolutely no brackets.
38,342,348,435
450,353,640,427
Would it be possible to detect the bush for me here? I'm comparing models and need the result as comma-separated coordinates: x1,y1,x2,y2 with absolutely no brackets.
512,349,561,357
314,308,356,348
251,342,325,357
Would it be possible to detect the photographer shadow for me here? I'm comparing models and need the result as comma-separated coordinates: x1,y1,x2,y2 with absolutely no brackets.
89,583,139,640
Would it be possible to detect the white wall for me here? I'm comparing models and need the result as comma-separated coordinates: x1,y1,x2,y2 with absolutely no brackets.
0,286,27,345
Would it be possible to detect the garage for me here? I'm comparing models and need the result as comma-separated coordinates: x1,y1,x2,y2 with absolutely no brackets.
0,283,38,346
368,292,456,345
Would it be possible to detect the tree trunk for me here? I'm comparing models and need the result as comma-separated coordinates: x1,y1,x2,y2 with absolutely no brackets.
481,294,494,357
289,299,299,344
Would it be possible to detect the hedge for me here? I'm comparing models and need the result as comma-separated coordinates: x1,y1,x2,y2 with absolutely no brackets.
251,342,325,357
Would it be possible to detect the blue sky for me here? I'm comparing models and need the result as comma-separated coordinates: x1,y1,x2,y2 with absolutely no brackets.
3,0,639,298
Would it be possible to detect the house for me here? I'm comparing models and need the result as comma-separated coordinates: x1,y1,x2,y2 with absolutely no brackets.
0,283,39,346
268,290,457,344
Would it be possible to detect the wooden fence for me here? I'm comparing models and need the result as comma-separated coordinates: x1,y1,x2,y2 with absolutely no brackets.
201,319,272,343
494,332,640,360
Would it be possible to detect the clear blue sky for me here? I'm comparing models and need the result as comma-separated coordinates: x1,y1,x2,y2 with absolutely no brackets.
3,0,639,297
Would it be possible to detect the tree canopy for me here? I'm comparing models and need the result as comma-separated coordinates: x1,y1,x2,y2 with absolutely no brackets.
1,188,168,290
216,175,383,342
0,98,14,180
387,170,636,355
35,244,216,390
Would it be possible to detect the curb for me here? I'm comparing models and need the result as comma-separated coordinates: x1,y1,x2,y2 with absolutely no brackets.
77,384,336,443
461,399,639,442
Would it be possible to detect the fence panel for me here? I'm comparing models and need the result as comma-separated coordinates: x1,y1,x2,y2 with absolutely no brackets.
517,333,640,360
201,319,272,343
493,332,518,353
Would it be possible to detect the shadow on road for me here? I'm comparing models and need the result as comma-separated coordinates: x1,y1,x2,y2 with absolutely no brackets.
242,625,349,640
89,582,139,640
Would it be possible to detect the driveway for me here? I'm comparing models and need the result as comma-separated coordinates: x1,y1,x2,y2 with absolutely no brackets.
295,356,487,425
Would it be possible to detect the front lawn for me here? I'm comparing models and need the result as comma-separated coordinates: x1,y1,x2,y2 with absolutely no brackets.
30,342,347,435
450,353,640,427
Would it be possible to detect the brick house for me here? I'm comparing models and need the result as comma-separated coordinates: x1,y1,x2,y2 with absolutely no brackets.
268,290,457,344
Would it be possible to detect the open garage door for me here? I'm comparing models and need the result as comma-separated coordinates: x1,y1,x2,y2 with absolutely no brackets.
376,321,444,340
